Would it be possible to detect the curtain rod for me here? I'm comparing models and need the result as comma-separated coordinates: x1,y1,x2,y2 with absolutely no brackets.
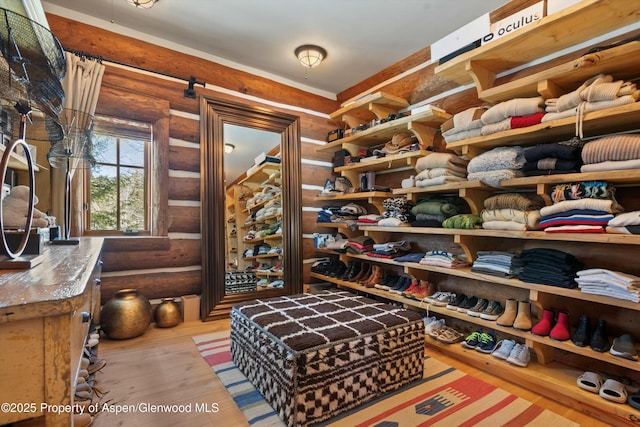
63,47,206,97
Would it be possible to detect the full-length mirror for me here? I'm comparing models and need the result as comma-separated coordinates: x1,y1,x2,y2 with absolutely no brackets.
200,97,302,320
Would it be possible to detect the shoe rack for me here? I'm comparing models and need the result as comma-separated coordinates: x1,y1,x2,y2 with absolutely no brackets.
313,4,640,423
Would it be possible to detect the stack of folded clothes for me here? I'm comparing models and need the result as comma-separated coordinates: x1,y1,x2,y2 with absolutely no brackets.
467,145,526,188
515,248,583,288
607,211,640,235
317,205,341,223
543,74,639,123
481,193,545,231
539,181,622,233
575,268,640,302
442,214,483,229
409,195,461,227
413,152,468,187
480,96,546,136
471,251,521,278
345,235,375,255
441,106,486,144
379,196,415,227
367,240,412,259
580,133,640,172
522,139,584,176
327,203,368,230
419,250,470,269
356,213,383,226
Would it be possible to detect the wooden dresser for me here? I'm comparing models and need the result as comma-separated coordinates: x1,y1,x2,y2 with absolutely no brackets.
0,237,104,426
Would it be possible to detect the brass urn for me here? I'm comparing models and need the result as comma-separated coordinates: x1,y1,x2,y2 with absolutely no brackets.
101,289,152,339
153,298,182,328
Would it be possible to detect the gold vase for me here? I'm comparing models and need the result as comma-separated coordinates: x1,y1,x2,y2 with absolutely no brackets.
101,289,152,339
153,298,182,328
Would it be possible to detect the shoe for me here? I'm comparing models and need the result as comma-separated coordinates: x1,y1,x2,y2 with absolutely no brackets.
352,263,369,282
628,389,640,410
492,339,516,360
480,300,503,321
467,298,489,317
599,378,628,404
531,309,554,336
422,315,436,330
506,343,531,367
422,280,437,298
549,312,571,341
423,291,445,304
401,279,420,297
496,299,517,327
461,329,483,349
590,319,611,352
446,293,466,310
571,315,591,347
87,357,107,374
610,334,638,361
577,371,604,393
435,326,465,344
391,277,413,294
513,301,532,331
425,318,446,337
431,292,456,307
476,331,498,354
456,295,478,313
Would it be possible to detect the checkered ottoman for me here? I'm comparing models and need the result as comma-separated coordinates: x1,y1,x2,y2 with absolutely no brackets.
230,290,424,427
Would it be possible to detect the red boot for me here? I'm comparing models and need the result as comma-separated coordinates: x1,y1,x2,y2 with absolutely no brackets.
550,312,571,341
531,309,554,336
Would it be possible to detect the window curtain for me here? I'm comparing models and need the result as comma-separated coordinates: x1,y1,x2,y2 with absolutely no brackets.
50,52,105,237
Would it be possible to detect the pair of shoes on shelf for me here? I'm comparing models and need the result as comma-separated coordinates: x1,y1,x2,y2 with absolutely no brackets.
424,291,455,306
431,325,464,344
571,316,616,353
577,371,629,404
491,339,530,367
496,299,532,331
461,329,497,353
424,316,445,337
532,309,571,341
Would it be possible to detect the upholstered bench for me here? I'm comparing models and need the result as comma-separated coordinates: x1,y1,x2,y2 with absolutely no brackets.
230,290,424,427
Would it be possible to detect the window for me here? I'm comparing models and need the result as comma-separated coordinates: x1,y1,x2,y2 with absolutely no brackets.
85,115,152,234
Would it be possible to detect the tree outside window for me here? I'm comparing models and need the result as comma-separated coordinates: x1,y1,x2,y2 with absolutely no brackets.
86,117,151,234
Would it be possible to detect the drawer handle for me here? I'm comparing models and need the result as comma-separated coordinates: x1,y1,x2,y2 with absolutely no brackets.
95,278,101,285
82,312,91,323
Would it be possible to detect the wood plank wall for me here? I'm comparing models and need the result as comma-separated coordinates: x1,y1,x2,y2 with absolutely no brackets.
44,1,640,305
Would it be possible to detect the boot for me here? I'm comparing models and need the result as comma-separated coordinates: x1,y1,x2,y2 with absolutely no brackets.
513,301,532,331
422,280,437,298
590,319,611,352
531,309,554,336
340,261,355,280
550,311,571,341
352,263,370,282
496,299,517,327
571,315,591,347
365,266,383,288
358,264,373,284
347,262,362,280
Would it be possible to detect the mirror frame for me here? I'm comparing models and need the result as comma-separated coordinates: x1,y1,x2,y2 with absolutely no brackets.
200,96,303,320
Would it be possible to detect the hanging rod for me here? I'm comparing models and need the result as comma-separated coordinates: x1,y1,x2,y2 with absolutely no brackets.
63,47,206,96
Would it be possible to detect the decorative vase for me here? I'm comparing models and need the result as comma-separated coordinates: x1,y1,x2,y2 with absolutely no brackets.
153,298,182,328
101,289,152,340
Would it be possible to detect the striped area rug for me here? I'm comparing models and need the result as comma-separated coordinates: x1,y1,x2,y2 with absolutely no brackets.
193,332,578,427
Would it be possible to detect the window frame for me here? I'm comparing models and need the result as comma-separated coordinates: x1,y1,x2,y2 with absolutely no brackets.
83,115,153,236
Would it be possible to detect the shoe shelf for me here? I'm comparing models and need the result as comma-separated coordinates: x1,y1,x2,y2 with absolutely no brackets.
447,102,640,157
319,107,451,153
329,91,409,129
427,341,640,427
243,194,282,213
479,40,640,104
243,213,282,228
312,264,640,373
256,271,283,278
433,0,639,96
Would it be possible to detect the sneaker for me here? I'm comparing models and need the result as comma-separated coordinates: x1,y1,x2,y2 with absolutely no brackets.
402,280,421,298
476,332,498,353
391,277,413,294
456,295,478,313
480,300,504,321
446,293,466,310
467,298,489,317
431,292,456,307
422,315,437,329
492,339,516,360
412,283,433,300
423,291,446,304
506,343,531,367
461,329,483,349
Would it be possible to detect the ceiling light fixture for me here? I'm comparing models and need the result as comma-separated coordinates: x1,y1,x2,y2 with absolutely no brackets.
294,45,327,69
125,0,158,9
224,143,235,154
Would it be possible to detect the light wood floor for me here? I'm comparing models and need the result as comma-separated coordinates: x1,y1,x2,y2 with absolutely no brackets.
88,319,606,427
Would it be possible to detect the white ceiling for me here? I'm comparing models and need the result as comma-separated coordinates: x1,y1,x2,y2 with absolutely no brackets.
42,0,509,98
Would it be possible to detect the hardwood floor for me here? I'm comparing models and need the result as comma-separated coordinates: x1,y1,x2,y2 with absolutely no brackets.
89,319,606,427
